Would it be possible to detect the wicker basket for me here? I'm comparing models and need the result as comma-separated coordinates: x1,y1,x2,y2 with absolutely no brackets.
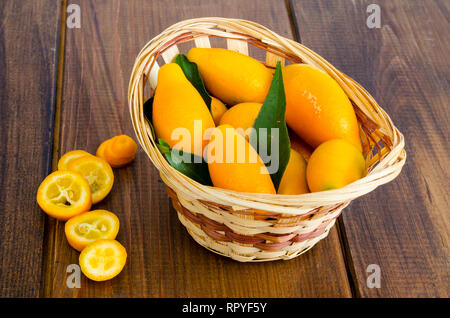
128,18,406,262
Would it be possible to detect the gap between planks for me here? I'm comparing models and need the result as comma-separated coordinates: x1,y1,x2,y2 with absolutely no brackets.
285,0,301,42
40,0,67,298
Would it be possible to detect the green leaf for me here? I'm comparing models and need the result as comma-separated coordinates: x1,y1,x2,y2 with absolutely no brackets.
143,97,156,140
158,138,213,186
156,138,170,154
174,54,212,112
252,61,290,190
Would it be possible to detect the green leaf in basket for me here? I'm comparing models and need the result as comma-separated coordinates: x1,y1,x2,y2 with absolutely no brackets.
251,61,290,190
174,54,212,112
143,97,156,140
157,138,213,186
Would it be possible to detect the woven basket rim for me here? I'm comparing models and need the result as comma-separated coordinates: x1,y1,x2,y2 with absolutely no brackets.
128,17,406,214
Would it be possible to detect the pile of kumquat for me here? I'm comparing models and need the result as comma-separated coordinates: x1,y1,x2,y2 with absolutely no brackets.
36,135,137,282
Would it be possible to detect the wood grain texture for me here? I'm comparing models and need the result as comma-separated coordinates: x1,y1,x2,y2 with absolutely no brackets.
290,0,449,297
0,0,61,297
43,0,351,297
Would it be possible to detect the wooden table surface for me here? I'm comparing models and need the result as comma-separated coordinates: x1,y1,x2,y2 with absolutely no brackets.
0,0,448,298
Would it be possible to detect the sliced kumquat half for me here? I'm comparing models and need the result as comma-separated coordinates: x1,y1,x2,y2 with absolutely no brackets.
65,210,120,252
67,156,114,204
36,170,92,220
57,150,94,171
79,239,127,281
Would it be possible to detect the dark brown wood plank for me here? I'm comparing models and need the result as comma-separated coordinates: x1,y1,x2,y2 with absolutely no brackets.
290,0,449,297
44,0,352,297
0,0,61,297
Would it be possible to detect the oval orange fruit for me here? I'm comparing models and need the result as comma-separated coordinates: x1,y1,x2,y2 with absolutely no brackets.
306,139,365,192
283,64,362,151
206,124,275,194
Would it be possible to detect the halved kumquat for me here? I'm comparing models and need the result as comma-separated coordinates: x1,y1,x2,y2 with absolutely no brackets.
36,171,92,220
65,210,120,252
79,239,127,281
68,156,114,204
57,150,93,171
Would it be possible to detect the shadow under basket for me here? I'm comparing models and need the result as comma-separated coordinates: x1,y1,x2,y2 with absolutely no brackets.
128,18,406,262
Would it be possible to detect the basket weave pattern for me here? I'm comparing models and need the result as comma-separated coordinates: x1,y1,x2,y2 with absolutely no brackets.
128,18,406,262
